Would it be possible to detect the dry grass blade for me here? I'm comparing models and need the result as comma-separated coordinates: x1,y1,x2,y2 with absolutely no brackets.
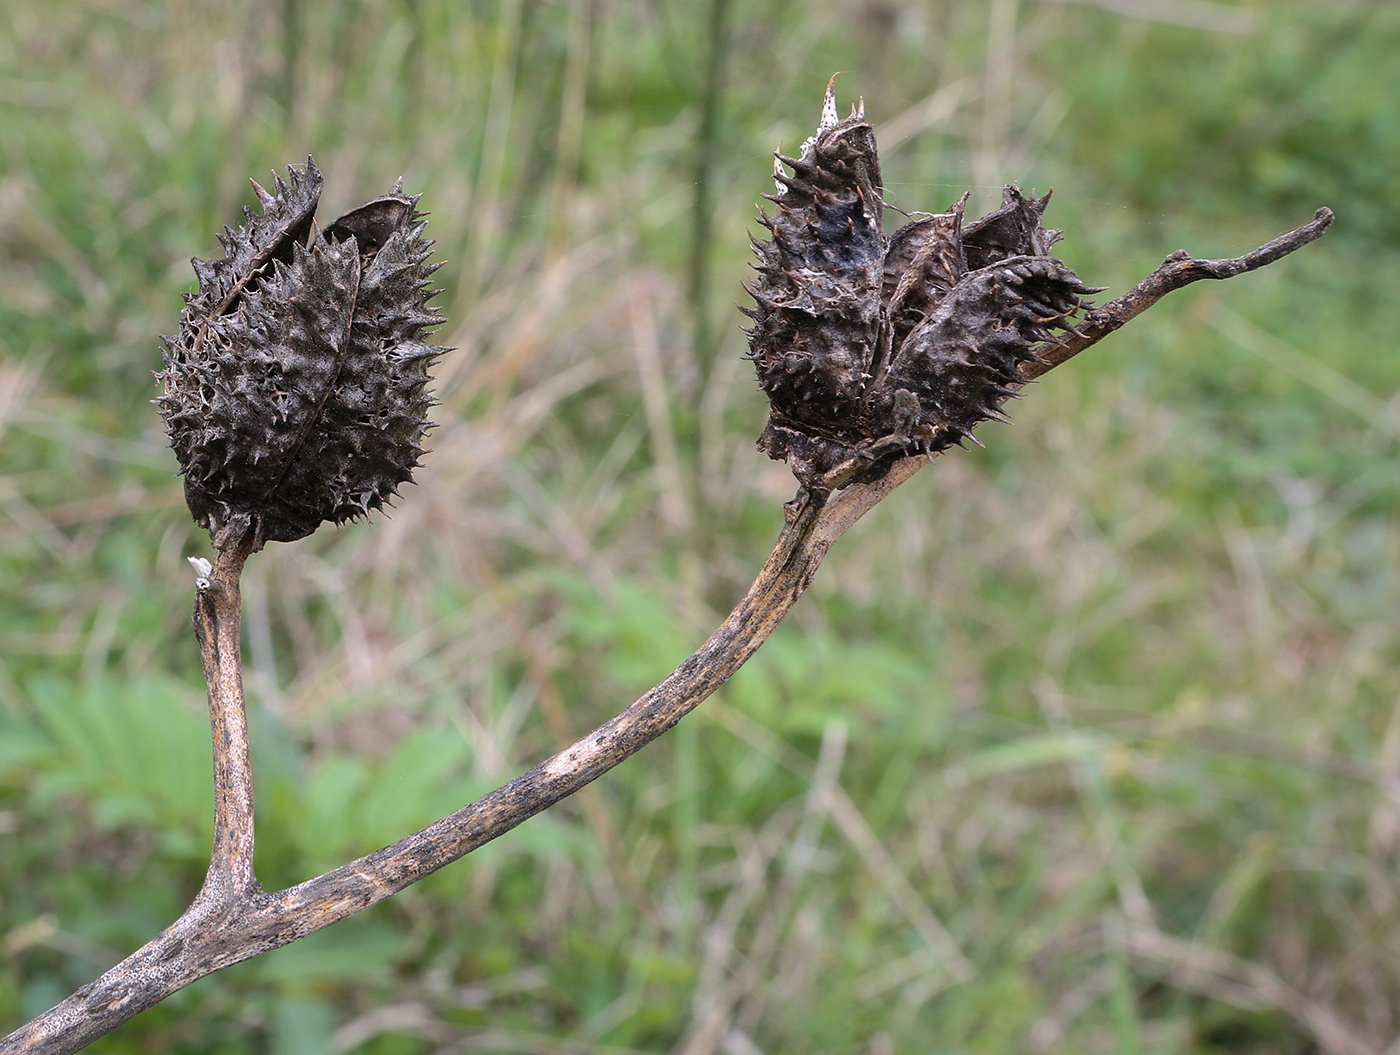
1124,922,1381,1055
1043,0,1261,35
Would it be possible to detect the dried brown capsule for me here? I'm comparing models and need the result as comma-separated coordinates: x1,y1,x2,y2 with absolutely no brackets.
746,78,1102,490
157,159,447,545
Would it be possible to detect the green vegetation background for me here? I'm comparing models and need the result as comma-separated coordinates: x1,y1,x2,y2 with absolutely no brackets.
2,1,1398,1052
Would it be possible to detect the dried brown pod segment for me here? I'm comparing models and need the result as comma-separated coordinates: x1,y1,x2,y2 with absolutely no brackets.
961,185,1063,269
156,160,447,546
875,195,968,383
880,254,1093,446
746,81,1101,492
744,74,885,450
185,159,324,321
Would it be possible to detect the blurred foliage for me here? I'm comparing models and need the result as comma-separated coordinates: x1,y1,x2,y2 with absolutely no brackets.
3,0,1400,1052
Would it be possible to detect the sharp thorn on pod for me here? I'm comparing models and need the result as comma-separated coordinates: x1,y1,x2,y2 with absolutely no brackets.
819,72,840,133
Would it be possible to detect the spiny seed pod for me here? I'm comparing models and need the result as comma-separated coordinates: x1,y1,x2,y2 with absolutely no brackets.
745,77,1102,490
157,158,448,545
744,77,884,467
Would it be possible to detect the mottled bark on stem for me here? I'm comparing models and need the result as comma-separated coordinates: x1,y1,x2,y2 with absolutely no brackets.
193,523,259,904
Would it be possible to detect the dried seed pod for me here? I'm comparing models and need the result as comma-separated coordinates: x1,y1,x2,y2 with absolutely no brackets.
157,159,447,545
747,82,1102,490
744,74,885,477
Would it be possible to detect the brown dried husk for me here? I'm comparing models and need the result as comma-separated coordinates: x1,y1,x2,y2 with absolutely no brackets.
157,160,447,544
745,80,1101,490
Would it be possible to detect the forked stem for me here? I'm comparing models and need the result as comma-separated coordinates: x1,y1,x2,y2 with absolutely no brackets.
1,210,1331,1055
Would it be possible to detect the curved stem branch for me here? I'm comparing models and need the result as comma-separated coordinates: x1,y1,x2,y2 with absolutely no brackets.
1022,207,1334,380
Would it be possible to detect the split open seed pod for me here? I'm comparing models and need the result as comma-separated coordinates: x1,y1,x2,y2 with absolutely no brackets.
745,76,1103,490
157,159,448,545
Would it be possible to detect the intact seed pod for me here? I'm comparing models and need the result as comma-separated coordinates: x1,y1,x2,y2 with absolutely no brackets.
745,77,1102,489
157,159,447,545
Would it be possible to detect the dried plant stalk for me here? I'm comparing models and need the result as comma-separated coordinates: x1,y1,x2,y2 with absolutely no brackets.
1,84,1331,1054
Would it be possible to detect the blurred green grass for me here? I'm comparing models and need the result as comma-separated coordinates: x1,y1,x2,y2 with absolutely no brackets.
2,1,1399,1052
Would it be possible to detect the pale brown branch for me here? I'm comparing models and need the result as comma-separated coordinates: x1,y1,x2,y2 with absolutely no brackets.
191,524,259,904
1,209,1331,1055
1022,207,1335,380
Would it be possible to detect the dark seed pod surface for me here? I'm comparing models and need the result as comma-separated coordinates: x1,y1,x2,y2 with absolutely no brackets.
746,79,1101,490
745,77,884,455
157,159,447,544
